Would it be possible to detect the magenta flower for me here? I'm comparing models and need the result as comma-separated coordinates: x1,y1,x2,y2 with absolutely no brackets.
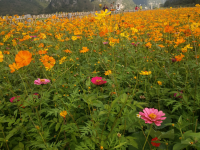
139,108,166,126
34,78,50,85
131,42,139,46
33,93,41,98
172,58,177,62
10,96,20,103
91,77,107,85
174,92,183,98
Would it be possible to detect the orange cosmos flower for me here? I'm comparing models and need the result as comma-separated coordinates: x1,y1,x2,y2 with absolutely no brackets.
15,51,32,67
38,33,46,39
80,47,89,53
158,44,165,48
60,111,67,118
40,55,56,70
175,53,185,62
38,50,48,55
38,43,44,48
3,51,10,55
164,25,174,33
64,49,72,53
9,63,20,73
145,42,152,48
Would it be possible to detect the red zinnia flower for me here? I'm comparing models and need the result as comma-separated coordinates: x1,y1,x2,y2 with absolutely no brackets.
151,137,160,147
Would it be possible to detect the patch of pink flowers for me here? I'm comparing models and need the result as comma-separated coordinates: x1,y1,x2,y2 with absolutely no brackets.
10,96,20,103
91,77,107,85
34,78,50,85
103,42,108,45
139,108,166,126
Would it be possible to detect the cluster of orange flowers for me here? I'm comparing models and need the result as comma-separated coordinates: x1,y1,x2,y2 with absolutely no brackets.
0,6,199,73
40,55,56,70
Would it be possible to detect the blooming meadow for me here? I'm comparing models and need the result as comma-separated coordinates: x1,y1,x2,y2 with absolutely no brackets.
0,6,200,150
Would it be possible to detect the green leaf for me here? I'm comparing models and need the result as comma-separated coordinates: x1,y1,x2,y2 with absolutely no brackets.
19,142,24,149
121,93,128,103
128,132,151,150
111,97,120,109
113,142,127,149
55,123,61,131
173,143,188,150
183,131,200,139
86,77,91,87
126,136,138,149
159,129,174,140
98,95,109,99
91,100,103,107
99,111,108,116
149,128,162,138
178,116,182,124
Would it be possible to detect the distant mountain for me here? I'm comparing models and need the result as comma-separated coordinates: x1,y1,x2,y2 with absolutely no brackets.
164,0,200,6
0,0,50,16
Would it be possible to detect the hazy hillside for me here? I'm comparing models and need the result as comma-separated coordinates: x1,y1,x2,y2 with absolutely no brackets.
164,0,200,6
0,0,49,16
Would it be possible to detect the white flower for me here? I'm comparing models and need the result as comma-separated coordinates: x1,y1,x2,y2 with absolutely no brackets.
136,114,141,118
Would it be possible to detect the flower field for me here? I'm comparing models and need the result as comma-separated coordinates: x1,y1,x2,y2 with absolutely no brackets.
0,6,200,150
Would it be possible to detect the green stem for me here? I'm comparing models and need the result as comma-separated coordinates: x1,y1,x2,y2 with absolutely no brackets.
0,124,9,150
55,119,64,144
142,124,152,150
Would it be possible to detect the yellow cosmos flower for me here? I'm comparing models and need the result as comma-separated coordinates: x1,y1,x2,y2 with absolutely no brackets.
95,9,111,20
60,111,67,118
71,36,78,41
140,71,151,75
104,70,112,75
157,81,162,85
0,51,3,62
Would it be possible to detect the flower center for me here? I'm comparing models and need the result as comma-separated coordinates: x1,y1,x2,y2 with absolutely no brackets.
96,80,101,82
40,79,45,82
149,113,157,119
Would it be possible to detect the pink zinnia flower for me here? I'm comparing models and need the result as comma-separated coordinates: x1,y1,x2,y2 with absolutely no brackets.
91,77,107,85
139,108,166,126
103,42,108,45
10,96,20,103
34,78,50,85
